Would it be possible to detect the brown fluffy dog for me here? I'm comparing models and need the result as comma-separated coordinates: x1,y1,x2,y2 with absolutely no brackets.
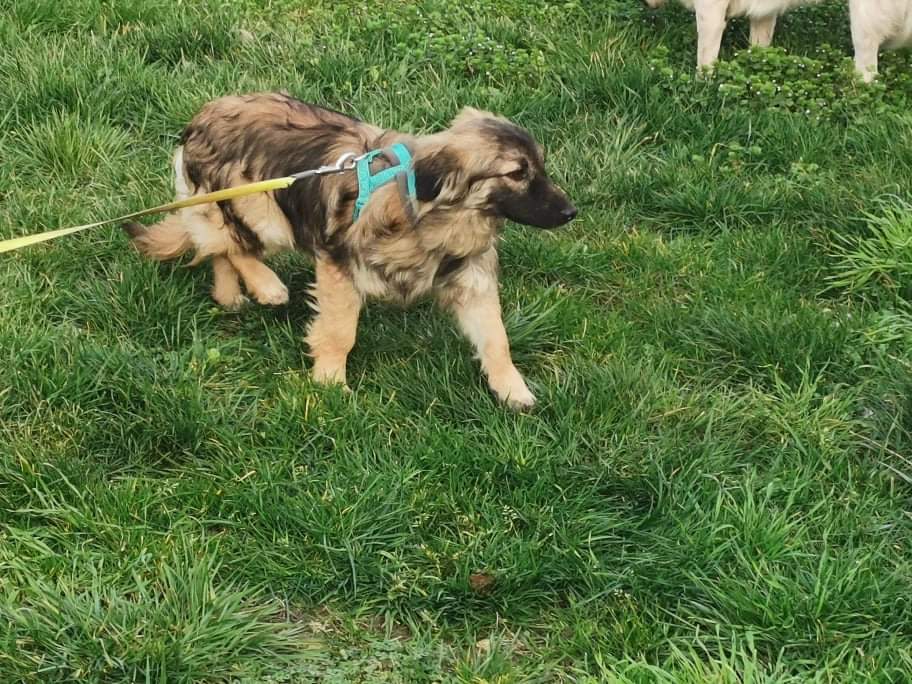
126,92,577,408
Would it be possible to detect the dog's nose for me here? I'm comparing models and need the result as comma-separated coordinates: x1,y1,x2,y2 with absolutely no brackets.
561,206,578,223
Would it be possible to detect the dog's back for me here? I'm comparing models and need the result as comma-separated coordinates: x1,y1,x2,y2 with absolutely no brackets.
180,93,381,192
183,94,386,253
650,0,818,17
727,0,819,18
129,93,393,265
851,0,912,49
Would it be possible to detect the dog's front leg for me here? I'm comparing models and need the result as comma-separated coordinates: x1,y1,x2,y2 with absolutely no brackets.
749,14,777,48
306,257,362,387
695,0,729,69
441,252,535,410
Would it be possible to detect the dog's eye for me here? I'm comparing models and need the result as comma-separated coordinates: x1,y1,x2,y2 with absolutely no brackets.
506,168,526,181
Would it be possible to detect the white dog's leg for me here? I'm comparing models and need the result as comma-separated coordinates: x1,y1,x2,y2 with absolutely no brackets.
695,0,729,69
750,14,777,47
850,0,880,83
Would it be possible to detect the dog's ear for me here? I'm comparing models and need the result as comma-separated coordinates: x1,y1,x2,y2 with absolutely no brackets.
414,148,461,202
450,106,492,129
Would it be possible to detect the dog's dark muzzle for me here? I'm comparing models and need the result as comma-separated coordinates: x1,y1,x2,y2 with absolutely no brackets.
524,189,578,229
496,177,578,230
528,202,577,229
558,204,578,225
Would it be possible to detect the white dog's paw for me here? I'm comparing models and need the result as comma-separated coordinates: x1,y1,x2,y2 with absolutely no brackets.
253,280,289,306
312,359,349,390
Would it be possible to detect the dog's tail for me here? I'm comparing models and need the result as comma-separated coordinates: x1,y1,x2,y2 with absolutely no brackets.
123,215,192,261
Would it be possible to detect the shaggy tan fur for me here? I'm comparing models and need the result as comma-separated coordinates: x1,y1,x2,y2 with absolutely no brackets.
126,92,576,408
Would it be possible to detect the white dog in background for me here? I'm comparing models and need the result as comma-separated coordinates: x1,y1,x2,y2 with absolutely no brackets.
644,0,822,68
646,0,912,83
850,0,912,81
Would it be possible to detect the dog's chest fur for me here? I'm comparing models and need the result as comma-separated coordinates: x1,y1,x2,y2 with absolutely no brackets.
350,211,497,303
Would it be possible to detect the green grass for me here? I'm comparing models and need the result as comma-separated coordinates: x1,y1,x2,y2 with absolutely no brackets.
1,0,911,680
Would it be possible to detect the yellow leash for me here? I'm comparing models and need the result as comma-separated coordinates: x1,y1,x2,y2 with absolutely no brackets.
0,152,364,255
0,178,296,255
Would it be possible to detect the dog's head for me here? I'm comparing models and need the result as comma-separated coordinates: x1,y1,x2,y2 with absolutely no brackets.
413,108,577,229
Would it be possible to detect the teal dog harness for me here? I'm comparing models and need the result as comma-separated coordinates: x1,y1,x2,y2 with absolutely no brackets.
353,143,418,223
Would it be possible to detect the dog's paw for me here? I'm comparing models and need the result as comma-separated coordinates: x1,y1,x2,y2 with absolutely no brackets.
214,291,249,311
490,368,536,411
503,386,536,411
253,280,289,306
312,360,349,389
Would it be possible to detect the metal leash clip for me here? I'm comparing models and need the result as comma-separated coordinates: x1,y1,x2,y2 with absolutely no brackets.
291,152,367,181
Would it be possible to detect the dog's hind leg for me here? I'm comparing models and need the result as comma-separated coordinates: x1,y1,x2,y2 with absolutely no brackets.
305,257,362,386
211,256,246,309
695,0,728,69
440,250,535,410
750,14,777,47
226,253,289,306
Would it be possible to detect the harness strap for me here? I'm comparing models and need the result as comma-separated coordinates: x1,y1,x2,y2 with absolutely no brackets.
353,142,417,223
396,170,418,225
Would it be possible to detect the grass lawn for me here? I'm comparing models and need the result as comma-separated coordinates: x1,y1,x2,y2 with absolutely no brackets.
2,0,912,680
